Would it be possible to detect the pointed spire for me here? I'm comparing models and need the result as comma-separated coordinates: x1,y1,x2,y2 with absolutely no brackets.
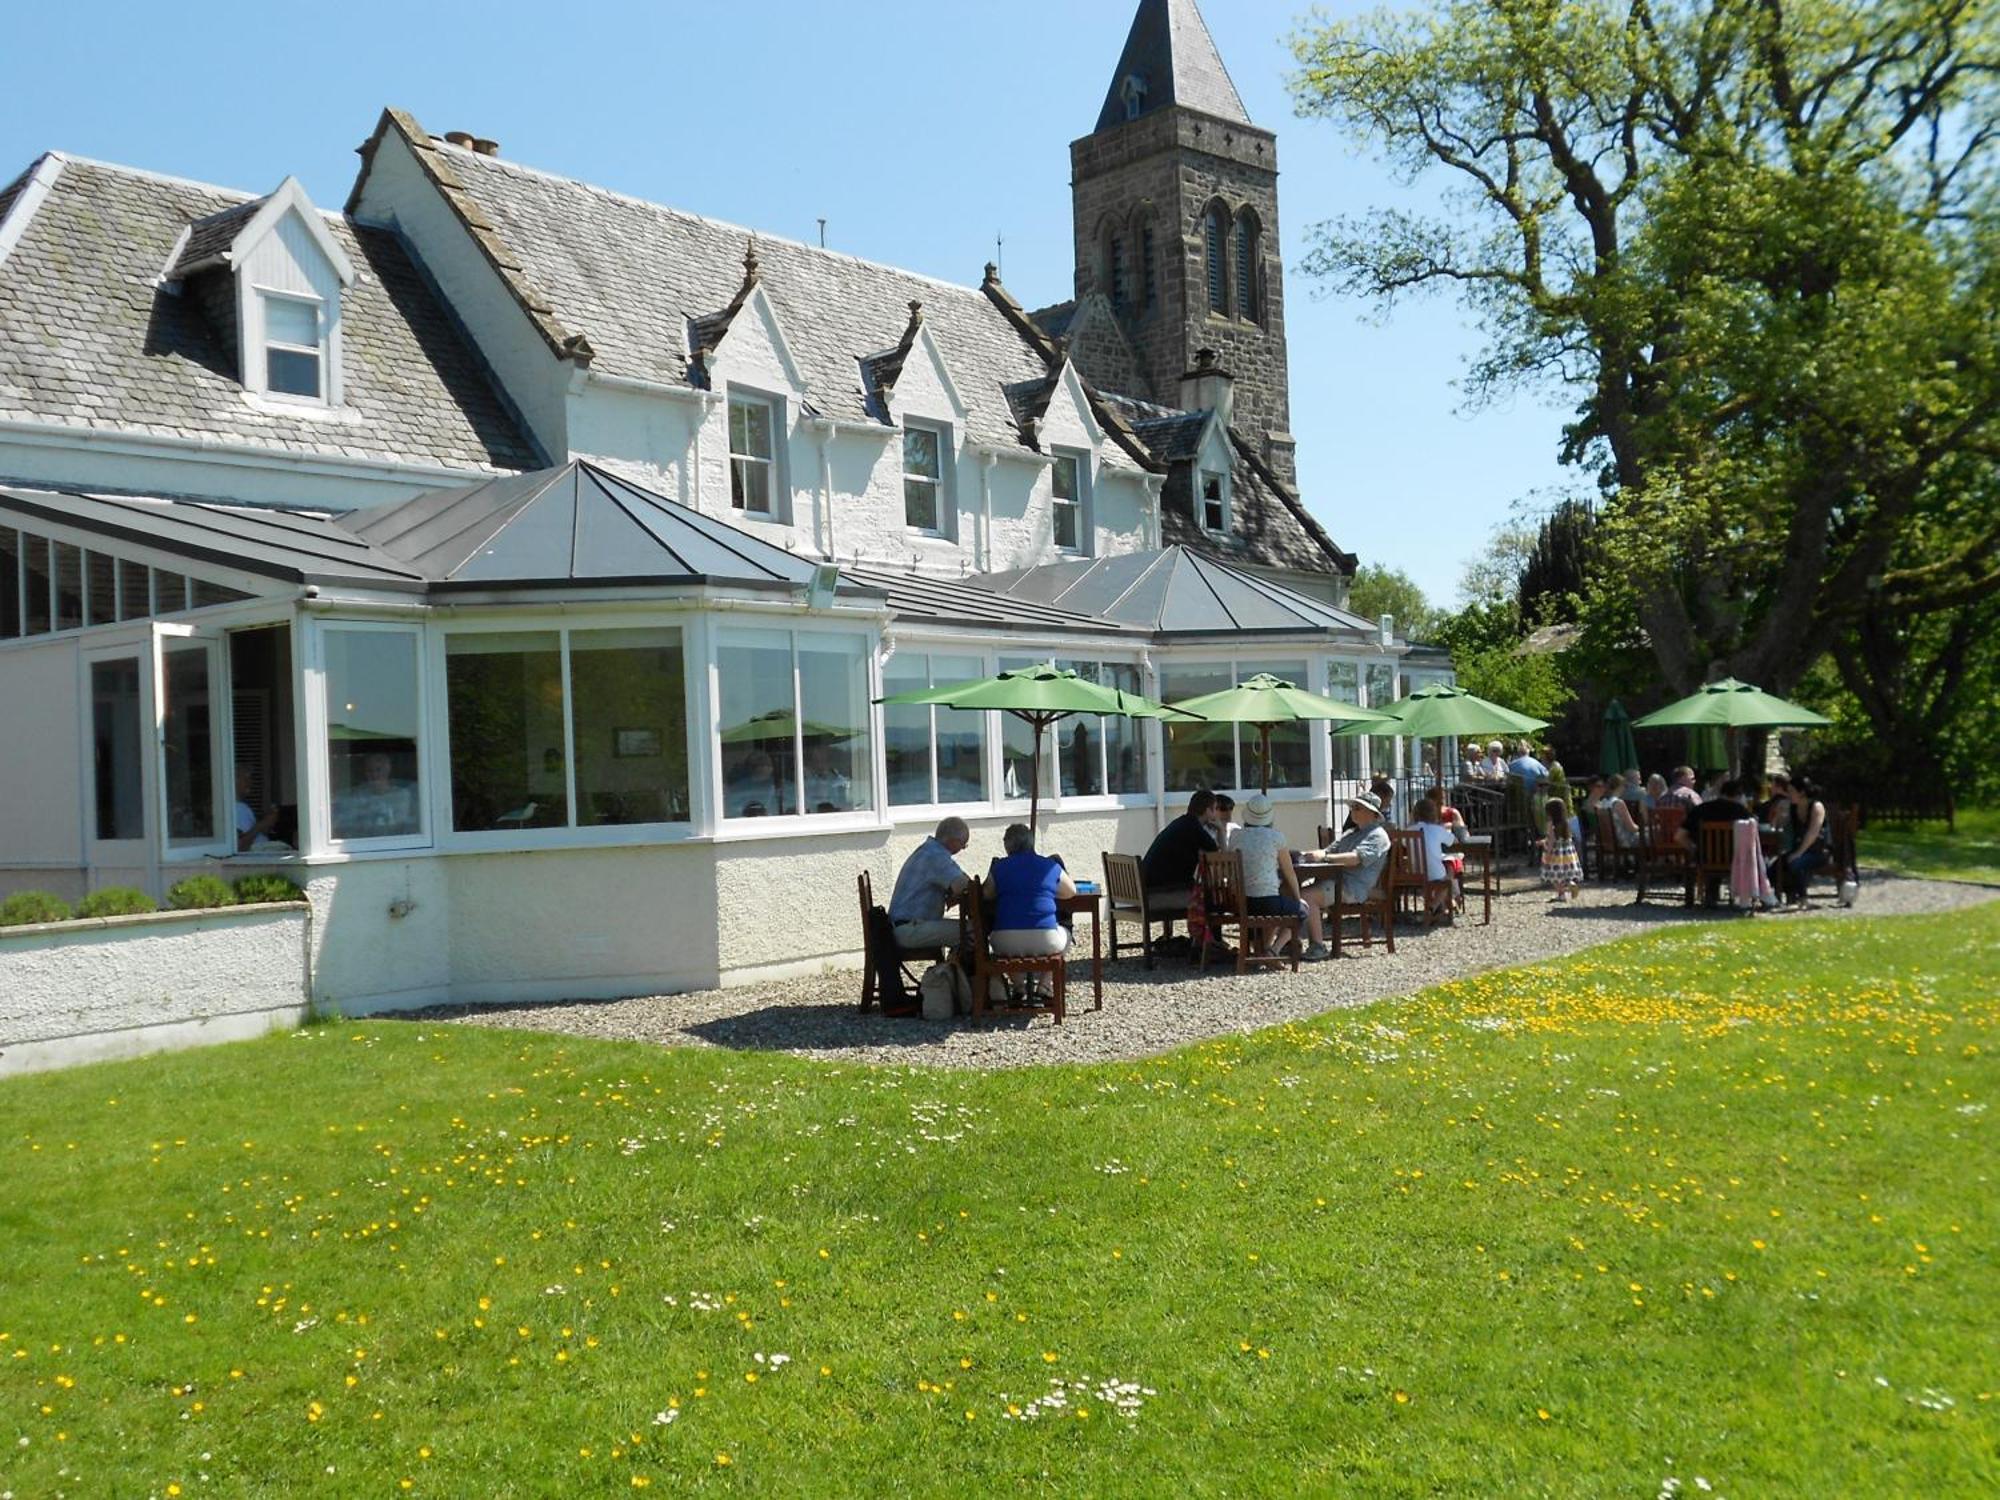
1094,0,1251,133
742,235,761,285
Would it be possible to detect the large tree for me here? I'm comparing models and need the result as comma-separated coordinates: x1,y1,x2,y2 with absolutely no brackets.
1292,0,2000,712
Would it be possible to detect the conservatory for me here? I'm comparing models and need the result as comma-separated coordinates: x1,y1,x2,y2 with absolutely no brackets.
0,462,1441,1010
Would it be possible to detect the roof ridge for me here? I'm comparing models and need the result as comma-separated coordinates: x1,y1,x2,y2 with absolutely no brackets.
428,134,1005,306
32,152,360,226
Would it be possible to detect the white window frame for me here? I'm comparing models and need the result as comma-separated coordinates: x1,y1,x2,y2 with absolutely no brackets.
711,622,881,840
1156,653,1322,802
430,615,700,853
1198,469,1230,534
727,391,781,519
313,620,433,855
993,650,1152,815
1051,450,1090,556
901,421,950,538
881,647,988,814
257,289,327,405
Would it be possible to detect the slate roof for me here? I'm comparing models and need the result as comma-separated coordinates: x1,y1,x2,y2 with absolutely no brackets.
1104,394,1211,463
0,154,538,476
0,483,427,591
971,546,1378,638
1095,0,1254,132
337,459,864,594
844,563,1137,638
164,199,262,278
358,116,1052,453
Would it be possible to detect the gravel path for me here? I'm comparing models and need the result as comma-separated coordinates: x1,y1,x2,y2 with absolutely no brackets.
431,869,1996,1070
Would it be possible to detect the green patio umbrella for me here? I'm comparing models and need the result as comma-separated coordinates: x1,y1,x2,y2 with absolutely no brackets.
1163,672,1389,793
1600,698,1639,777
1632,677,1831,778
720,710,860,814
1335,682,1550,811
877,662,1186,833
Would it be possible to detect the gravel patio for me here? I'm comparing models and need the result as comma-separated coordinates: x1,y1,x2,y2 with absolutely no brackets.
427,869,1997,1070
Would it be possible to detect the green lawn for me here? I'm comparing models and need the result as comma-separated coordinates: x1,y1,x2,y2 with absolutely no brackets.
1863,807,2000,886
3,908,1996,1497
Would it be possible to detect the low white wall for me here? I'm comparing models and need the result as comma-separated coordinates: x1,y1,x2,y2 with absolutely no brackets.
0,904,311,1077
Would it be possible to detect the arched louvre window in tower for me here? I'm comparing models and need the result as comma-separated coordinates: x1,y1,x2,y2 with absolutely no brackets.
1204,206,1228,314
1109,234,1128,308
1235,213,1259,323
1141,225,1157,309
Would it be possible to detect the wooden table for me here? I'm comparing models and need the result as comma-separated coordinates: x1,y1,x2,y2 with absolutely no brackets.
1060,889,1105,1010
1295,835,1494,926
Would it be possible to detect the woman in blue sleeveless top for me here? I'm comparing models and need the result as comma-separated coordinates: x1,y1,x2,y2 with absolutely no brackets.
983,822,1077,957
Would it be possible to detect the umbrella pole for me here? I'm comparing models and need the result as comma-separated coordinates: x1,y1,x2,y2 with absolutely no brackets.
1259,724,1272,794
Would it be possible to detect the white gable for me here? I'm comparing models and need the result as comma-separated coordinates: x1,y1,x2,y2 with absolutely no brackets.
707,283,808,397
885,323,968,424
1035,360,1104,452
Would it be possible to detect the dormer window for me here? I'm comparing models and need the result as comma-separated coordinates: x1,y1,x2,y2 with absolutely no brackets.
1052,451,1089,554
164,177,355,409
261,293,325,401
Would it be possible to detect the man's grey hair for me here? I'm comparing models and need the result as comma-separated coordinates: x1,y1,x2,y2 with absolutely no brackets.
1002,822,1034,854
935,816,970,844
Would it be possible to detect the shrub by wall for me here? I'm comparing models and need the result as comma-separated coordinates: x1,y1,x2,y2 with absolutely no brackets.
0,891,74,927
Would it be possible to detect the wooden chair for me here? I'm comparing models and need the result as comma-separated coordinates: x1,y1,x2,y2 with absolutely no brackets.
1691,822,1735,906
962,887,1065,1024
1327,851,1397,956
1196,850,1299,975
1388,828,1453,928
856,870,943,1011
1631,808,1689,905
1101,852,1179,969
1593,807,1632,882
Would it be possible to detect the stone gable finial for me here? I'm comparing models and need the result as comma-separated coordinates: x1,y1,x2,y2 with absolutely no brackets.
742,236,761,284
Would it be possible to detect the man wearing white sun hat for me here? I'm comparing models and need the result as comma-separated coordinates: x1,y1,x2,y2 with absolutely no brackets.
1316,790,1392,906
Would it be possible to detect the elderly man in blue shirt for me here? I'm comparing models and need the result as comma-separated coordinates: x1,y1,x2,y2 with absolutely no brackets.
1507,740,1549,796
888,816,973,954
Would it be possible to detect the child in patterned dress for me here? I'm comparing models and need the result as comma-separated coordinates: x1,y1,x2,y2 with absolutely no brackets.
1539,796,1583,902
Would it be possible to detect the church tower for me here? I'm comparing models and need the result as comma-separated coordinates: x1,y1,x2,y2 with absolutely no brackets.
1070,0,1295,482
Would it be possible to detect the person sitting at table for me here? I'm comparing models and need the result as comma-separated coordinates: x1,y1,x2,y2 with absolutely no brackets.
1508,740,1549,797
1776,777,1832,907
1677,776,1752,851
1234,793,1328,961
1141,789,1221,914
1659,765,1702,812
1644,772,1668,808
1480,741,1508,781
1213,793,1241,851
1595,774,1643,850
888,815,972,955
1461,745,1485,783
1318,790,1393,906
234,765,282,852
332,751,418,840
983,823,1076,998
1411,796,1465,921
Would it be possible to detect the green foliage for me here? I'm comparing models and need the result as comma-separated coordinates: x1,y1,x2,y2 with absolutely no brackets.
232,874,305,905
0,890,73,927
1431,595,1577,725
74,887,158,919
1292,0,2000,738
164,875,237,911
1346,562,1440,642
0,910,1995,1492
1517,499,1595,625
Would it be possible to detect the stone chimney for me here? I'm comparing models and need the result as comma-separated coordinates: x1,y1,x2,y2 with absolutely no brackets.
441,131,500,156
1178,347,1233,427
442,131,475,148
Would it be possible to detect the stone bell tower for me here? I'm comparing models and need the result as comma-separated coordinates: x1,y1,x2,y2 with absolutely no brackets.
1070,0,1295,482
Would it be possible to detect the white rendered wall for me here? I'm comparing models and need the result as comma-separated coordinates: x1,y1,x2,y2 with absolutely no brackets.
0,904,310,1076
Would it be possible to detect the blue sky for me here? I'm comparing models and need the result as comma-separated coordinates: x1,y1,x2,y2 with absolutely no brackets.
3,0,1577,603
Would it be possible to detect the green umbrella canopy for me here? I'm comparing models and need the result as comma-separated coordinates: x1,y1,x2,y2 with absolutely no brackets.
1600,698,1640,776
1166,673,1393,793
1334,682,1549,740
878,662,1174,719
1630,678,1833,730
719,709,858,743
